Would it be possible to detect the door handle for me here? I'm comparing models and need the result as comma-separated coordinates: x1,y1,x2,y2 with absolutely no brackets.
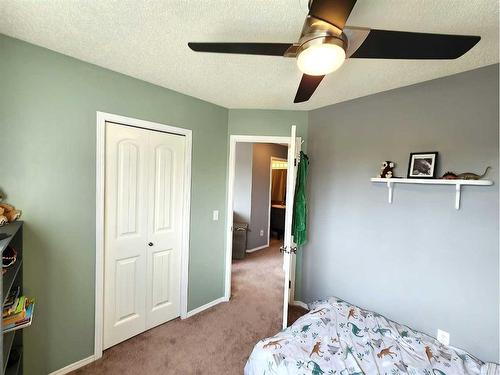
148,242,154,247
280,246,296,254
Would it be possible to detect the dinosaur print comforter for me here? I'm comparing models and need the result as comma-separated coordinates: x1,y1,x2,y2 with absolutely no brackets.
245,297,498,375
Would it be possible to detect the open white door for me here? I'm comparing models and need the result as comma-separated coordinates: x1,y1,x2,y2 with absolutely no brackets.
281,125,301,329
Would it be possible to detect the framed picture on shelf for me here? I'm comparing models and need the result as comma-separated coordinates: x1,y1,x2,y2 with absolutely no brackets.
407,152,438,178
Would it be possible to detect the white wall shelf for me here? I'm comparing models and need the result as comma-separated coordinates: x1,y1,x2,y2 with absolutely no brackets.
370,178,493,210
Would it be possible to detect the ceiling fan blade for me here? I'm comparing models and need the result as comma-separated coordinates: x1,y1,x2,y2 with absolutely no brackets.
308,0,357,29
188,42,293,56
294,74,325,103
349,29,480,59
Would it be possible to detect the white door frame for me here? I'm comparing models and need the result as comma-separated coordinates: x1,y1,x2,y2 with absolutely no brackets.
95,111,192,359
225,134,299,304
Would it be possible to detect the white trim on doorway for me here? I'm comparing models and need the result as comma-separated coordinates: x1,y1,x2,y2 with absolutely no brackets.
95,111,192,360
225,135,295,302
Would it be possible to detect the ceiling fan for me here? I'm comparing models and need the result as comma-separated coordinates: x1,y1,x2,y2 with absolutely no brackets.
188,0,480,103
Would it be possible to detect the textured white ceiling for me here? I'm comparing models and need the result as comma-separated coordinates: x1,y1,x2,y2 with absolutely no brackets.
0,0,498,110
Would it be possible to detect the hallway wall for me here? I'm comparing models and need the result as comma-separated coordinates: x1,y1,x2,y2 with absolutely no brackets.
248,143,288,250
234,143,253,224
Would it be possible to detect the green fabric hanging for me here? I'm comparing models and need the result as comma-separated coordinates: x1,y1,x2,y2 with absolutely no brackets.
292,151,309,247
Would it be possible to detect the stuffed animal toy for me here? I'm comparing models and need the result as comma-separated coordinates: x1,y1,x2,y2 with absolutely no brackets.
0,207,7,226
0,194,21,226
378,161,395,178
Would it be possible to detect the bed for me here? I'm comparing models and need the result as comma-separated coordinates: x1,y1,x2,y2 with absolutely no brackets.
245,297,498,375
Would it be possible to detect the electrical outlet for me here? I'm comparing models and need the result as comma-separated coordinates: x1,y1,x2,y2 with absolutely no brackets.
212,210,219,221
437,329,450,346
259,229,264,236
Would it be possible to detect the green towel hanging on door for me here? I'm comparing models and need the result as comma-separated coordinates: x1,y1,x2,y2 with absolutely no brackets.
292,151,309,247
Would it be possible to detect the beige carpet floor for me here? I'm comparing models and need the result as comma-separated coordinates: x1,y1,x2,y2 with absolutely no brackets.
74,241,307,374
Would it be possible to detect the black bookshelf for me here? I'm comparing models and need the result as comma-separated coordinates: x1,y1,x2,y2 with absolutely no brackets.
1,222,24,375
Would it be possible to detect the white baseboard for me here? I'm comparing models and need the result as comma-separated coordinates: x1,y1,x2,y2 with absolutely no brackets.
186,297,226,318
246,244,268,253
290,300,309,310
48,355,96,375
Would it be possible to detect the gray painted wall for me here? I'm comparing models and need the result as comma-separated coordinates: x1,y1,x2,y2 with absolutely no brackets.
234,143,253,224
247,143,288,250
302,64,499,363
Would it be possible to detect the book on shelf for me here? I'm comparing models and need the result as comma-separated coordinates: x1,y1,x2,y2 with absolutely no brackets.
3,296,25,321
4,286,20,311
3,295,34,333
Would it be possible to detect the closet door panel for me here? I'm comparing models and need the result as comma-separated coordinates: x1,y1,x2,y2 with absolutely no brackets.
116,141,140,236
146,132,185,329
114,256,140,322
151,249,172,309
153,145,174,233
104,123,149,349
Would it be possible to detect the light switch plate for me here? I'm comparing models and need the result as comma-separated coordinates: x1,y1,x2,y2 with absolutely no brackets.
259,229,264,236
212,210,219,221
437,329,450,346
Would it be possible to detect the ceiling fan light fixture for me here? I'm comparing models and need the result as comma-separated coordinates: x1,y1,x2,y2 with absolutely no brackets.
297,38,346,76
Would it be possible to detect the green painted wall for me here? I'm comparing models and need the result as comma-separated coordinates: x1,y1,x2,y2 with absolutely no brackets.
228,109,308,142
0,35,228,374
228,109,308,300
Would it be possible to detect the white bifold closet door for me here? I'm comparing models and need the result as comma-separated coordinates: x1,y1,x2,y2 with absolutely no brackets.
103,122,185,349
